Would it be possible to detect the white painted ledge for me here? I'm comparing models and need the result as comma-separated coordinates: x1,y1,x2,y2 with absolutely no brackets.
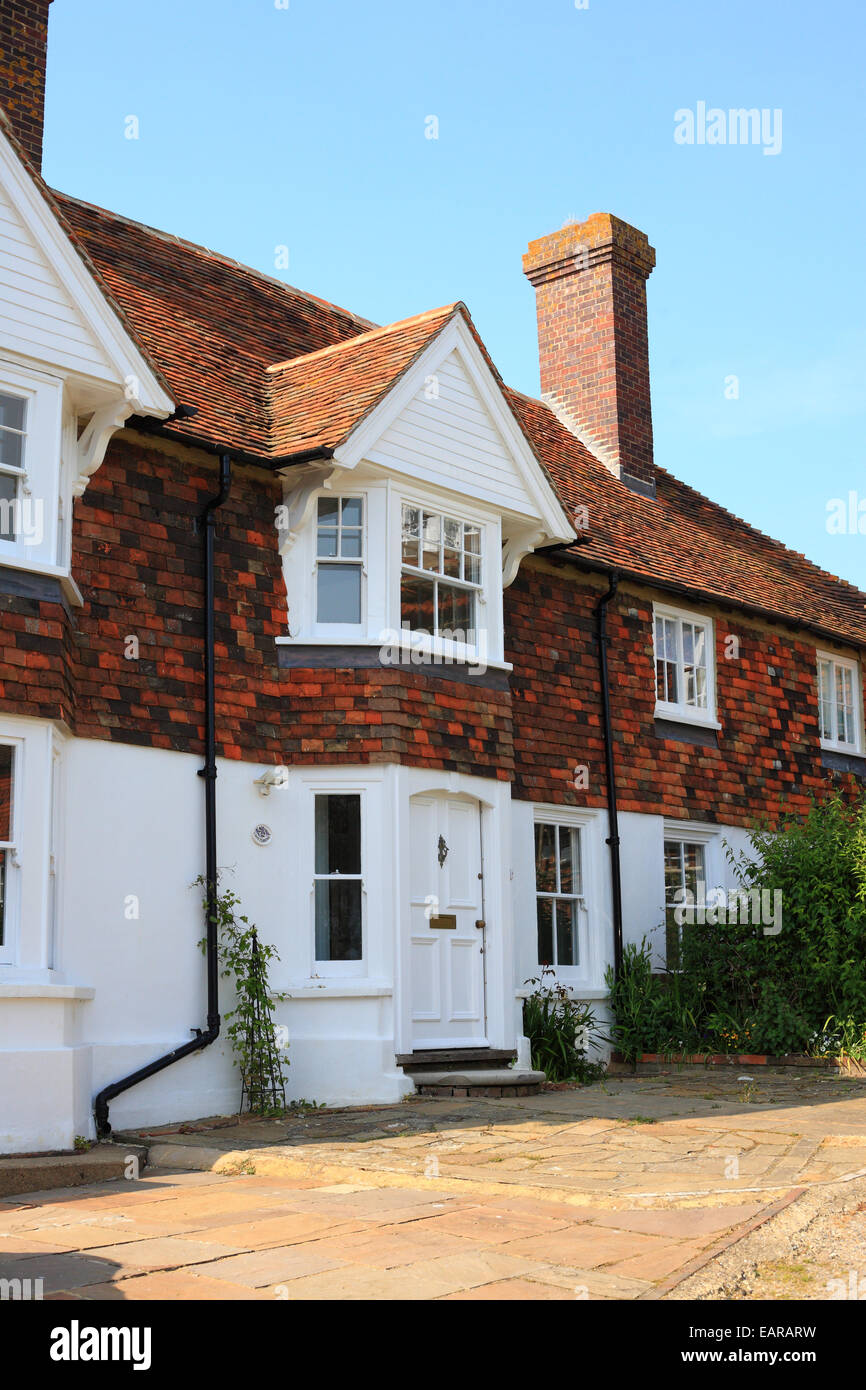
654,706,723,731
285,983,393,999
0,984,95,1000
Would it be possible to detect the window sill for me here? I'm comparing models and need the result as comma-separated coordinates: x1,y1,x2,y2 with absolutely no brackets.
654,705,722,731
285,981,393,999
0,556,83,608
0,982,95,1001
821,747,866,776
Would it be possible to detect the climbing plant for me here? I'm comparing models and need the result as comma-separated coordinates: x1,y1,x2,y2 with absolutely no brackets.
196,876,289,1115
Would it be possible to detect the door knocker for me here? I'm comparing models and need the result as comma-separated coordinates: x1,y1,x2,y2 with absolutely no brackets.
437,835,449,867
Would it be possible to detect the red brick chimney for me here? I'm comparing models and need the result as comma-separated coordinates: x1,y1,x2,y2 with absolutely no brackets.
523,213,657,496
0,0,53,171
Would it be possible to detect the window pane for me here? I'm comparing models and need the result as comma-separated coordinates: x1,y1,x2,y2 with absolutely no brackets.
558,825,580,895
818,661,833,740
421,512,440,572
0,746,11,950
663,840,683,901
314,794,361,875
838,665,855,745
0,393,25,434
316,529,338,557
536,896,554,965
317,564,361,623
315,880,362,960
0,430,22,471
401,506,420,566
437,583,474,643
341,497,362,528
0,472,16,541
534,823,557,892
0,745,12,842
401,573,435,635
683,843,705,900
317,497,339,525
340,530,362,558
556,898,577,966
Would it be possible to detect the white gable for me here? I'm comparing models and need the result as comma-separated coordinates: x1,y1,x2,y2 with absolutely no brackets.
0,179,113,377
367,348,539,517
0,125,172,416
333,314,573,545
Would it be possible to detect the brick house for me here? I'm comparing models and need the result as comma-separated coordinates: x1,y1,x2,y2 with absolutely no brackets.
1,1,864,1151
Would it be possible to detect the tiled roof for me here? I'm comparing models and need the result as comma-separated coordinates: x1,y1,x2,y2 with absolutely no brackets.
50,191,866,647
508,390,866,647
267,304,460,456
54,191,375,454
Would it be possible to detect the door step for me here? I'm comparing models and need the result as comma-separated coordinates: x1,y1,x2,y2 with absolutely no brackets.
409,1069,545,1098
395,1047,517,1073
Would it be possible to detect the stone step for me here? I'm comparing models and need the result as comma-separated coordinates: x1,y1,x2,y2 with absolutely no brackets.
407,1067,546,1098
395,1047,517,1073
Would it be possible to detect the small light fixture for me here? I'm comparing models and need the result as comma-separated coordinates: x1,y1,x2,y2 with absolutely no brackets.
253,766,289,796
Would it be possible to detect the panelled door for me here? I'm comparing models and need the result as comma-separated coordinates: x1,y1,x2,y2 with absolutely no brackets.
409,793,486,1049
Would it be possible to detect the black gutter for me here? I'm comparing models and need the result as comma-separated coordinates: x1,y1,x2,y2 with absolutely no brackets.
94,454,232,1139
594,571,624,983
127,414,334,472
542,545,866,657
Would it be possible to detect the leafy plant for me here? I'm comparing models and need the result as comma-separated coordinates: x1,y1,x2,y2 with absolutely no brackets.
196,876,290,1116
522,966,605,1082
607,790,866,1060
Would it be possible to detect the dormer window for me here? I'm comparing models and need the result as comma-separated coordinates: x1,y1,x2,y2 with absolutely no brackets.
0,391,26,542
316,496,364,624
400,504,482,645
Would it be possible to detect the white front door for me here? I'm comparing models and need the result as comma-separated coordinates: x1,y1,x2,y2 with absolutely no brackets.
409,793,486,1049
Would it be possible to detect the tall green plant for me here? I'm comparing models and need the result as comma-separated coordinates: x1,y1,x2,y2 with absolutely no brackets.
522,968,604,1082
196,877,289,1115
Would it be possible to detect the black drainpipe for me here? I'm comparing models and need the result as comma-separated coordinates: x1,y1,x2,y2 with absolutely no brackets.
594,570,624,983
94,454,232,1139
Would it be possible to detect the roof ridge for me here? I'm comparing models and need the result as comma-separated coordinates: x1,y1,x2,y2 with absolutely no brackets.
266,303,461,374
52,188,379,334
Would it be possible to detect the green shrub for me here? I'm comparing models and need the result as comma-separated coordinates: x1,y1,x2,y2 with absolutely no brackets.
607,790,866,1060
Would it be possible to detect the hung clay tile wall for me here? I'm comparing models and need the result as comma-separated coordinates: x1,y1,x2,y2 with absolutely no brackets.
506,555,864,827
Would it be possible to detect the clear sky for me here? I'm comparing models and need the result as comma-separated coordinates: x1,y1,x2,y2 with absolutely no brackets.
42,0,866,588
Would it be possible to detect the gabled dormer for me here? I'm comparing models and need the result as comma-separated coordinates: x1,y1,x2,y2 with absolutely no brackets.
272,304,575,668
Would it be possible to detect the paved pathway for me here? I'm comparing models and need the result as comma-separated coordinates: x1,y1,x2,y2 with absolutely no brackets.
2,1070,864,1300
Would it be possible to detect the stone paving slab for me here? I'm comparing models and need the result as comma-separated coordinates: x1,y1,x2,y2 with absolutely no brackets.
2,1071,864,1301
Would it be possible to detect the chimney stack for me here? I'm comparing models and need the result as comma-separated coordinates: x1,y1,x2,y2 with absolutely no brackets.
0,0,53,171
523,212,656,496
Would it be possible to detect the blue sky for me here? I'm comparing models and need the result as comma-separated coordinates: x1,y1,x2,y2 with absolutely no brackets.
43,0,866,587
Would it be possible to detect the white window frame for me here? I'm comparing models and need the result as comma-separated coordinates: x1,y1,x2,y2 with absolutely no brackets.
530,805,602,989
817,651,864,756
662,820,724,971
314,493,366,633
0,737,21,966
389,487,499,667
310,787,366,978
653,601,719,728
278,472,508,667
0,362,63,573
